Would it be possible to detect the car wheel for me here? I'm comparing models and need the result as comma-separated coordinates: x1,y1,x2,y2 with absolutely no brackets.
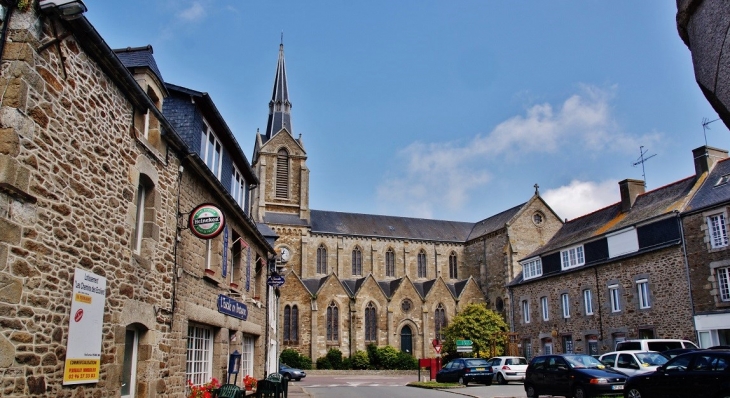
282,373,291,381
627,388,643,398
574,385,587,398
525,384,539,398
484,380,492,386
294,378,301,381
496,373,507,385
458,376,468,386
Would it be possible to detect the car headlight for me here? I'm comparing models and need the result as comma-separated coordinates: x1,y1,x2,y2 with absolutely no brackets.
589,378,609,384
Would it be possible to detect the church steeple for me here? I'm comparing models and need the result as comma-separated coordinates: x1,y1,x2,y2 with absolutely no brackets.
264,40,292,141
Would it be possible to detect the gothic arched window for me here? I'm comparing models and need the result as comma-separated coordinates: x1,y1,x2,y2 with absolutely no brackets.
435,303,447,340
417,250,427,278
275,148,289,198
317,244,327,274
283,304,299,344
385,248,395,277
352,247,362,276
326,301,339,342
449,252,458,279
365,302,377,343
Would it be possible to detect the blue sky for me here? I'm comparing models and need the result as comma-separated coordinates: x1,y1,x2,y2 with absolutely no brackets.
86,1,730,222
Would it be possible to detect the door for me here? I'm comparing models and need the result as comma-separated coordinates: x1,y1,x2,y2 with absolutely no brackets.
121,329,138,398
400,326,413,355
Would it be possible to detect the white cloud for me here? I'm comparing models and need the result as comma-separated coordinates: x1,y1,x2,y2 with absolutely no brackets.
178,2,205,22
542,179,619,221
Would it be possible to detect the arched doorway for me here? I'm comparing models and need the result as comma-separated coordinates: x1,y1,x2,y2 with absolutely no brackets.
400,325,413,355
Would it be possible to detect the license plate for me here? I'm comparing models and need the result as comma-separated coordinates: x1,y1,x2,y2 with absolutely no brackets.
613,385,624,390
476,368,485,371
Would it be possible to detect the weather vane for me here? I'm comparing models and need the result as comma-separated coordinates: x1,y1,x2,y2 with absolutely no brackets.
632,146,656,187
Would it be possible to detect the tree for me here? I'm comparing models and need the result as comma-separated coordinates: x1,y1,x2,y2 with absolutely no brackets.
441,303,509,358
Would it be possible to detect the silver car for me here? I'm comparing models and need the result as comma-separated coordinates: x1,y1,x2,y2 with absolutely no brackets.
598,350,668,377
487,356,528,384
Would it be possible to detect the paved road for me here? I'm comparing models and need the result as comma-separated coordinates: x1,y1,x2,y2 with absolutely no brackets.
297,374,529,398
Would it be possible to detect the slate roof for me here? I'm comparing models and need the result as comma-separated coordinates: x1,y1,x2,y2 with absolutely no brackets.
685,158,730,213
264,212,309,226
264,43,292,142
301,276,328,295
114,45,164,87
377,279,403,298
309,210,474,242
448,279,469,298
527,176,697,257
467,203,524,241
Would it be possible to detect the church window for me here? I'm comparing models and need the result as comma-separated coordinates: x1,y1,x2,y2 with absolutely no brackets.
385,248,395,277
417,250,427,278
200,120,222,180
365,302,377,342
434,303,447,340
317,244,327,274
276,148,289,198
326,301,339,342
448,252,457,279
352,247,362,276
283,305,299,344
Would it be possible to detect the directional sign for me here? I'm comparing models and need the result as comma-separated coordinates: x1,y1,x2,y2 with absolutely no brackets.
456,339,473,346
267,275,285,288
456,346,473,353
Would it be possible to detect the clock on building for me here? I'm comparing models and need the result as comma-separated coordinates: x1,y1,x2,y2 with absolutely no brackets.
280,247,290,263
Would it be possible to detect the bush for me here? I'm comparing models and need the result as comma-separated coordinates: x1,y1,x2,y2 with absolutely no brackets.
394,350,418,370
326,348,344,370
350,350,370,370
366,343,381,369
280,348,312,370
376,346,400,369
315,356,332,369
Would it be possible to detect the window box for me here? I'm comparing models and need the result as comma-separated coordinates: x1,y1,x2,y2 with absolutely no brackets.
204,268,216,277
229,282,239,289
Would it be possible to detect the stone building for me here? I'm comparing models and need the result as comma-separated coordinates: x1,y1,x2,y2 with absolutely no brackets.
681,146,730,347
250,44,563,361
0,4,273,397
507,148,717,358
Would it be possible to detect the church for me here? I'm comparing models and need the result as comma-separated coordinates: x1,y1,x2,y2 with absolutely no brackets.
250,43,563,360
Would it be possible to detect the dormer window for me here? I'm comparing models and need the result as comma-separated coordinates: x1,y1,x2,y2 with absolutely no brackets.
560,245,585,270
200,120,222,180
716,174,730,187
522,257,542,280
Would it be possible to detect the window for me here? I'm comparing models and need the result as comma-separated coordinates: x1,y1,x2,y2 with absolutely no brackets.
563,335,573,354
417,250,426,278
132,175,155,255
186,325,213,387
561,245,585,269
449,252,458,279
121,328,138,398
200,121,222,179
385,249,395,277
352,247,362,276
205,240,213,270
717,267,730,302
583,289,594,315
283,305,299,344
637,279,651,309
708,213,729,248
132,181,147,254
609,284,621,312
541,296,549,321
241,335,254,378
231,165,246,210
317,244,327,274
522,300,530,323
276,148,289,198
523,339,533,360
365,302,377,342
522,257,542,280
533,212,544,225
561,293,570,318
435,303,446,340
326,301,339,342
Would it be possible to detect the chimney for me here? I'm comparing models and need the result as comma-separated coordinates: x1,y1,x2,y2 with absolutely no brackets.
692,146,729,177
619,179,645,212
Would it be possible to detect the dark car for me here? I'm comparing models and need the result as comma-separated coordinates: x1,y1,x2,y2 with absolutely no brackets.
524,354,627,398
623,349,730,398
435,358,494,386
278,364,306,381
660,348,702,359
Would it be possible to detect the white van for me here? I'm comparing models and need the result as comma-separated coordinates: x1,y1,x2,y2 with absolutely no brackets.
614,339,698,352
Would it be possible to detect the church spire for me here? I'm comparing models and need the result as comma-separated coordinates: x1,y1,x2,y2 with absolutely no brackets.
264,39,292,141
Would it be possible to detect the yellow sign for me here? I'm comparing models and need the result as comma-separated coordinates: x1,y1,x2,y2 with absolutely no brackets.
63,359,100,382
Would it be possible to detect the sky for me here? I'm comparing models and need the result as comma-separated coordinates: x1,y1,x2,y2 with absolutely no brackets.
86,1,730,223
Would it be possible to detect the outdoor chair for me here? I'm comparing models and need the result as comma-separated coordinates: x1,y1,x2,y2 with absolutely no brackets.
254,379,278,398
216,384,242,398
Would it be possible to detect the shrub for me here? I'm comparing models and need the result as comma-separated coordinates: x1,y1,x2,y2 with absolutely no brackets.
350,350,370,370
376,345,400,369
280,348,312,370
315,356,332,369
394,350,418,370
366,343,381,369
326,348,344,370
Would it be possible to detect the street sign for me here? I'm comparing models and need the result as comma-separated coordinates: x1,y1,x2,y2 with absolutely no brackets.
456,346,473,353
435,345,442,354
267,275,285,288
432,339,440,348
456,339,473,346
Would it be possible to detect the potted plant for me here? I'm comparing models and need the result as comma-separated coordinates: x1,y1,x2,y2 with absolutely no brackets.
187,377,220,398
243,374,257,391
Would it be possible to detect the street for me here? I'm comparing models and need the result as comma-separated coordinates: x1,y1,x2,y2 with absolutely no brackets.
296,374,527,398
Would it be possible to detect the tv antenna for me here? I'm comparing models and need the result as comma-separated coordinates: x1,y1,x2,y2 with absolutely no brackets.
632,146,656,187
702,117,720,146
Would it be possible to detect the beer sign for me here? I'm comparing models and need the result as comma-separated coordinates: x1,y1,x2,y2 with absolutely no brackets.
188,203,226,239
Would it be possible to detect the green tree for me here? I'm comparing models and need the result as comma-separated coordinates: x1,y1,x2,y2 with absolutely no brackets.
441,303,508,358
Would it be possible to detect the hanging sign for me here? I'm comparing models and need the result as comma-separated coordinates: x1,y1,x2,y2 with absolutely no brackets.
188,203,226,239
217,294,248,320
63,268,107,385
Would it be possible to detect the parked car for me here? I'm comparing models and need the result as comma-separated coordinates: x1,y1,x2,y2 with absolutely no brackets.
623,349,730,398
278,364,306,381
598,351,668,377
524,354,627,398
486,356,528,384
615,339,698,352
435,358,494,386
661,348,702,359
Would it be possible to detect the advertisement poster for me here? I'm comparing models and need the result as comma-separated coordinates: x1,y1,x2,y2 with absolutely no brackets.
62,268,107,385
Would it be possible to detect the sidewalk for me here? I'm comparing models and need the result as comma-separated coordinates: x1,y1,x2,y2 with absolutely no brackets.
286,382,311,397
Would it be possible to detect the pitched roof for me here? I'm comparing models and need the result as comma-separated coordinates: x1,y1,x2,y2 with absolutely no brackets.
264,43,293,142
114,45,165,88
685,158,730,212
377,279,404,298
529,176,697,257
467,203,524,241
309,210,474,242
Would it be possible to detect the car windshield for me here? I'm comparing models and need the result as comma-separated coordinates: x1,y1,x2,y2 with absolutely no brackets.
507,357,528,365
635,352,668,366
464,359,489,367
564,355,605,368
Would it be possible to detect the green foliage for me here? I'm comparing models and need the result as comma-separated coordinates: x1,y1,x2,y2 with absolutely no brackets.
366,343,381,369
325,348,344,369
280,348,312,370
441,303,509,357
350,350,370,370
394,350,418,369
315,356,332,369
375,345,400,369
